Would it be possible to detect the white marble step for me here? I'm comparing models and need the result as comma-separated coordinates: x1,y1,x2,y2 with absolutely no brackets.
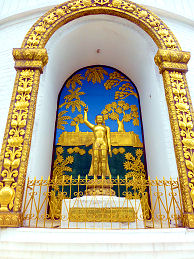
0,228,194,259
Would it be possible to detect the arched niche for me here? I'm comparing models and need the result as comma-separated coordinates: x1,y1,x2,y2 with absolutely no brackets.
27,15,177,184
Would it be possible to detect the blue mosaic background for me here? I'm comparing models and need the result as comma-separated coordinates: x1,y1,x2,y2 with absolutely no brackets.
55,66,143,144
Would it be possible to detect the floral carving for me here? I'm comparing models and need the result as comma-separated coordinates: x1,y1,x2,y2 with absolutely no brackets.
0,70,34,211
168,71,194,210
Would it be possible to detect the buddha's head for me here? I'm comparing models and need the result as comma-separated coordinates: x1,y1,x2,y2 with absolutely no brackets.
95,115,104,125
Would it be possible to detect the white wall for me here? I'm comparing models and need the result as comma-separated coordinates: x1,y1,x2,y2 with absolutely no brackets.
0,1,194,183
1,0,194,23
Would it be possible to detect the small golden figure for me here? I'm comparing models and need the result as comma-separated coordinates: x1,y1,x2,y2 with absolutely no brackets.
84,106,112,177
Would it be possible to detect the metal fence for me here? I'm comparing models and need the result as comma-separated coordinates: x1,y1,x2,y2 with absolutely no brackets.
22,176,184,229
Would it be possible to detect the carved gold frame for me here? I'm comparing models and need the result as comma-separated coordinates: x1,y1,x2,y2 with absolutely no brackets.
0,0,193,227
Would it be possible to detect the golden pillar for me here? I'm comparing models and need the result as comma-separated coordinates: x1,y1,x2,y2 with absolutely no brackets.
0,48,47,226
155,49,194,228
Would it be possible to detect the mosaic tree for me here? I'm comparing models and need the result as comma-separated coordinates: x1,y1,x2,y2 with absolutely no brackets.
115,83,138,100
101,101,139,132
85,66,108,84
56,110,71,130
70,114,84,132
59,87,86,113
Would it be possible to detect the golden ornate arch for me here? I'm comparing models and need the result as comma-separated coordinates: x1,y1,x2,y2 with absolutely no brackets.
0,0,193,227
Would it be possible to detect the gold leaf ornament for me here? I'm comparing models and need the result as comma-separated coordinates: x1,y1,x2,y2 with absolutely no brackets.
18,86,32,94
187,122,194,130
112,0,122,8
57,110,71,130
149,15,160,27
60,87,86,112
171,71,183,80
20,70,34,78
3,159,19,178
138,10,148,18
15,101,29,110
3,159,11,170
158,29,169,37
180,89,186,96
175,102,189,112
179,121,187,130
186,160,194,171
55,8,66,16
172,88,180,96
124,149,145,175
52,152,74,180
119,147,125,154
43,12,57,25
182,138,194,149
121,2,136,11
11,159,20,171
57,146,64,154
8,136,23,147
34,26,46,34
82,0,92,7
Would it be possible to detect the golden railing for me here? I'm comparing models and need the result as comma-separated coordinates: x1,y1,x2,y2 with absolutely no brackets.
22,176,184,229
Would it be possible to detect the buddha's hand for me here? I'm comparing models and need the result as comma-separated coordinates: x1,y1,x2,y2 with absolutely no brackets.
84,106,88,112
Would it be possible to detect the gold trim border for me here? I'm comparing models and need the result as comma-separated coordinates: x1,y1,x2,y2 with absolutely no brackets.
0,0,194,228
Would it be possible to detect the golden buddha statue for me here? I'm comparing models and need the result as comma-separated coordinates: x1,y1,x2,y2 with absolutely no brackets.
84,107,115,196
84,107,112,177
